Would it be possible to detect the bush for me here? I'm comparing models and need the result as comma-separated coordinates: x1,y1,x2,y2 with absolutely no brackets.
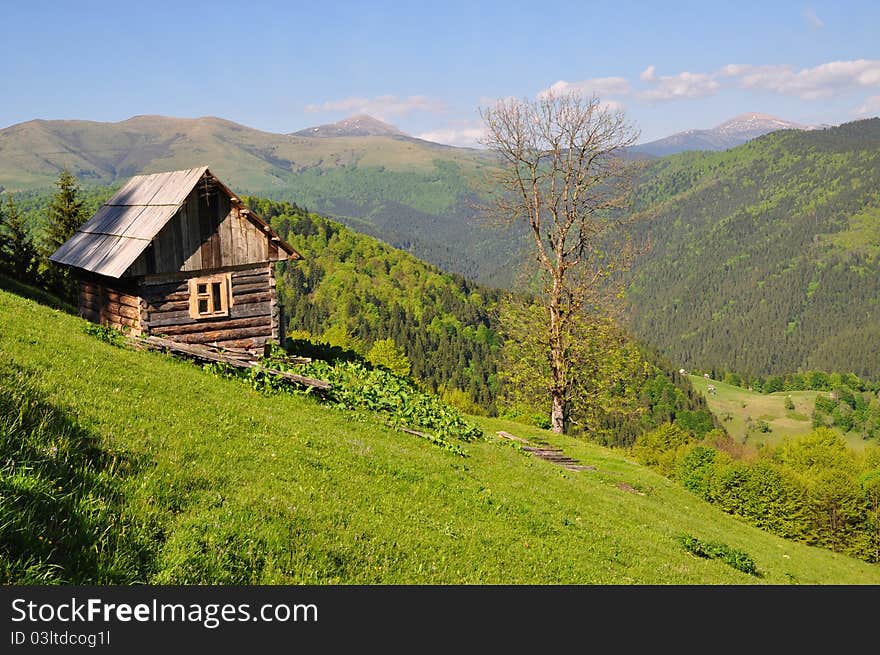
632,423,692,476
678,535,760,576
675,446,718,497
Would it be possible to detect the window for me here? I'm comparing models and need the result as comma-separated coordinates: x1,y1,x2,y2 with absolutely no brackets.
188,274,232,319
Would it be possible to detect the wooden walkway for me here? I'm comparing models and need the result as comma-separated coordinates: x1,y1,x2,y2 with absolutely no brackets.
496,431,596,472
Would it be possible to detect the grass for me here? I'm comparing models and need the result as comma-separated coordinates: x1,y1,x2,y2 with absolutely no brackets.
688,375,869,451
2,287,880,584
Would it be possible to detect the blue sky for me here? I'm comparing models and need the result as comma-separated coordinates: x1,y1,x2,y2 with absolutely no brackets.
2,0,879,145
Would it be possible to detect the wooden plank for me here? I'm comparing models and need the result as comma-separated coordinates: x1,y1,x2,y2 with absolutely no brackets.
147,167,207,205
103,301,140,321
150,290,189,302
210,338,257,349
211,193,225,266
152,316,271,337
116,174,163,206
232,281,269,296
229,290,273,306
147,300,271,328
198,184,215,270
496,431,532,444
232,207,247,266
146,298,189,313
168,325,273,344
129,335,331,391
139,278,189,293
220,205,235,267
105,205,151,238
231,268,269,283
80,288,139,309
78,291,101,308
232,264,270,277
103,313,138,329
103,173,152,206
146,308,195,327
78,204,134,236
179,194,201,272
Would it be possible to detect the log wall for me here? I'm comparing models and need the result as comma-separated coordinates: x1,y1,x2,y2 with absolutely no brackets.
139,264,279,352
78,279,142,335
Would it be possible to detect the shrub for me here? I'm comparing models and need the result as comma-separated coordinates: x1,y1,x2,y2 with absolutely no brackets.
678,535,760,576
632,423,692,476
675,446,717,497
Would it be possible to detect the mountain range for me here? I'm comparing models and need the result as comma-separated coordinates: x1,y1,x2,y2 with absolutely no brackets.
0,110,823,283
630,112,828,157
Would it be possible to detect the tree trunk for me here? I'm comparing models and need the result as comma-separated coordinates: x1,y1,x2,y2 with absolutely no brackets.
550,391,566,434
549,275,566,434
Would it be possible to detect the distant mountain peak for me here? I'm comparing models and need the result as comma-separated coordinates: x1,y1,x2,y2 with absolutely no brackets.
632,112,830,157
714,112,808,134
292,114,408,138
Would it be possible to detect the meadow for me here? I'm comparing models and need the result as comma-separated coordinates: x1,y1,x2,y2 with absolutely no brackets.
688,375,869,451
2,286,879,584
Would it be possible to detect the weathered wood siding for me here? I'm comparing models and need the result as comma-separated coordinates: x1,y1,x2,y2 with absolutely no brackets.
139,264,279,351
78,279,142,335
126,179,284,277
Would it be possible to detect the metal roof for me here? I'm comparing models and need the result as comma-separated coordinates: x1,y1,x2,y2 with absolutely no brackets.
49,166,298,278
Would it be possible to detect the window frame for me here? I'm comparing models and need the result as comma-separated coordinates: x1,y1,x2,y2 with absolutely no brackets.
188,273,233,319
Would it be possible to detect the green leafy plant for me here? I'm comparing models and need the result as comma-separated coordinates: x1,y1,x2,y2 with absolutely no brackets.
678,535,760,576
83,323,126,347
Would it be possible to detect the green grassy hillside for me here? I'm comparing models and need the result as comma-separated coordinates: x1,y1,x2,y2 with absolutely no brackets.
2,288,879,584
689,374,875,451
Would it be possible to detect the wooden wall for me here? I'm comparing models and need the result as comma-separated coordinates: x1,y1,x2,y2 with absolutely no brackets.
126,177,285,277
78,279,142,335
139,264,279,351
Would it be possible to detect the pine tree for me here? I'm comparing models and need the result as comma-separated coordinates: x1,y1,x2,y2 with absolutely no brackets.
0,196,38,282
43,170,86,301
45,170,86,251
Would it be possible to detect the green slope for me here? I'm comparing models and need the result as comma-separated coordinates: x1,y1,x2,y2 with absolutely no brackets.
2,288,879,584
686,375,862,449
626,118,880,379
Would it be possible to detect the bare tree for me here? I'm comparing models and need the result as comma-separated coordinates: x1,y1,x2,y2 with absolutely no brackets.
481,91,639,434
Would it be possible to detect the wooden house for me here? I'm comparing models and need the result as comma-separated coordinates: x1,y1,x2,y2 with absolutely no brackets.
49,166,300,353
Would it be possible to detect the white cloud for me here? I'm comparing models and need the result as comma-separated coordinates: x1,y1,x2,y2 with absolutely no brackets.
729,60,880,99
639,65,656,82
854,95,880,116
803,7,824,28
417,125,486,148
638,71,720,102
304,95,446,119
719,64,751,77
538,76,631,99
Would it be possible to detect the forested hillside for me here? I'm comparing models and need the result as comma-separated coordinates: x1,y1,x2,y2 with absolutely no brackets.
246,196,505,412
243,197,716,443
625,118,880,380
